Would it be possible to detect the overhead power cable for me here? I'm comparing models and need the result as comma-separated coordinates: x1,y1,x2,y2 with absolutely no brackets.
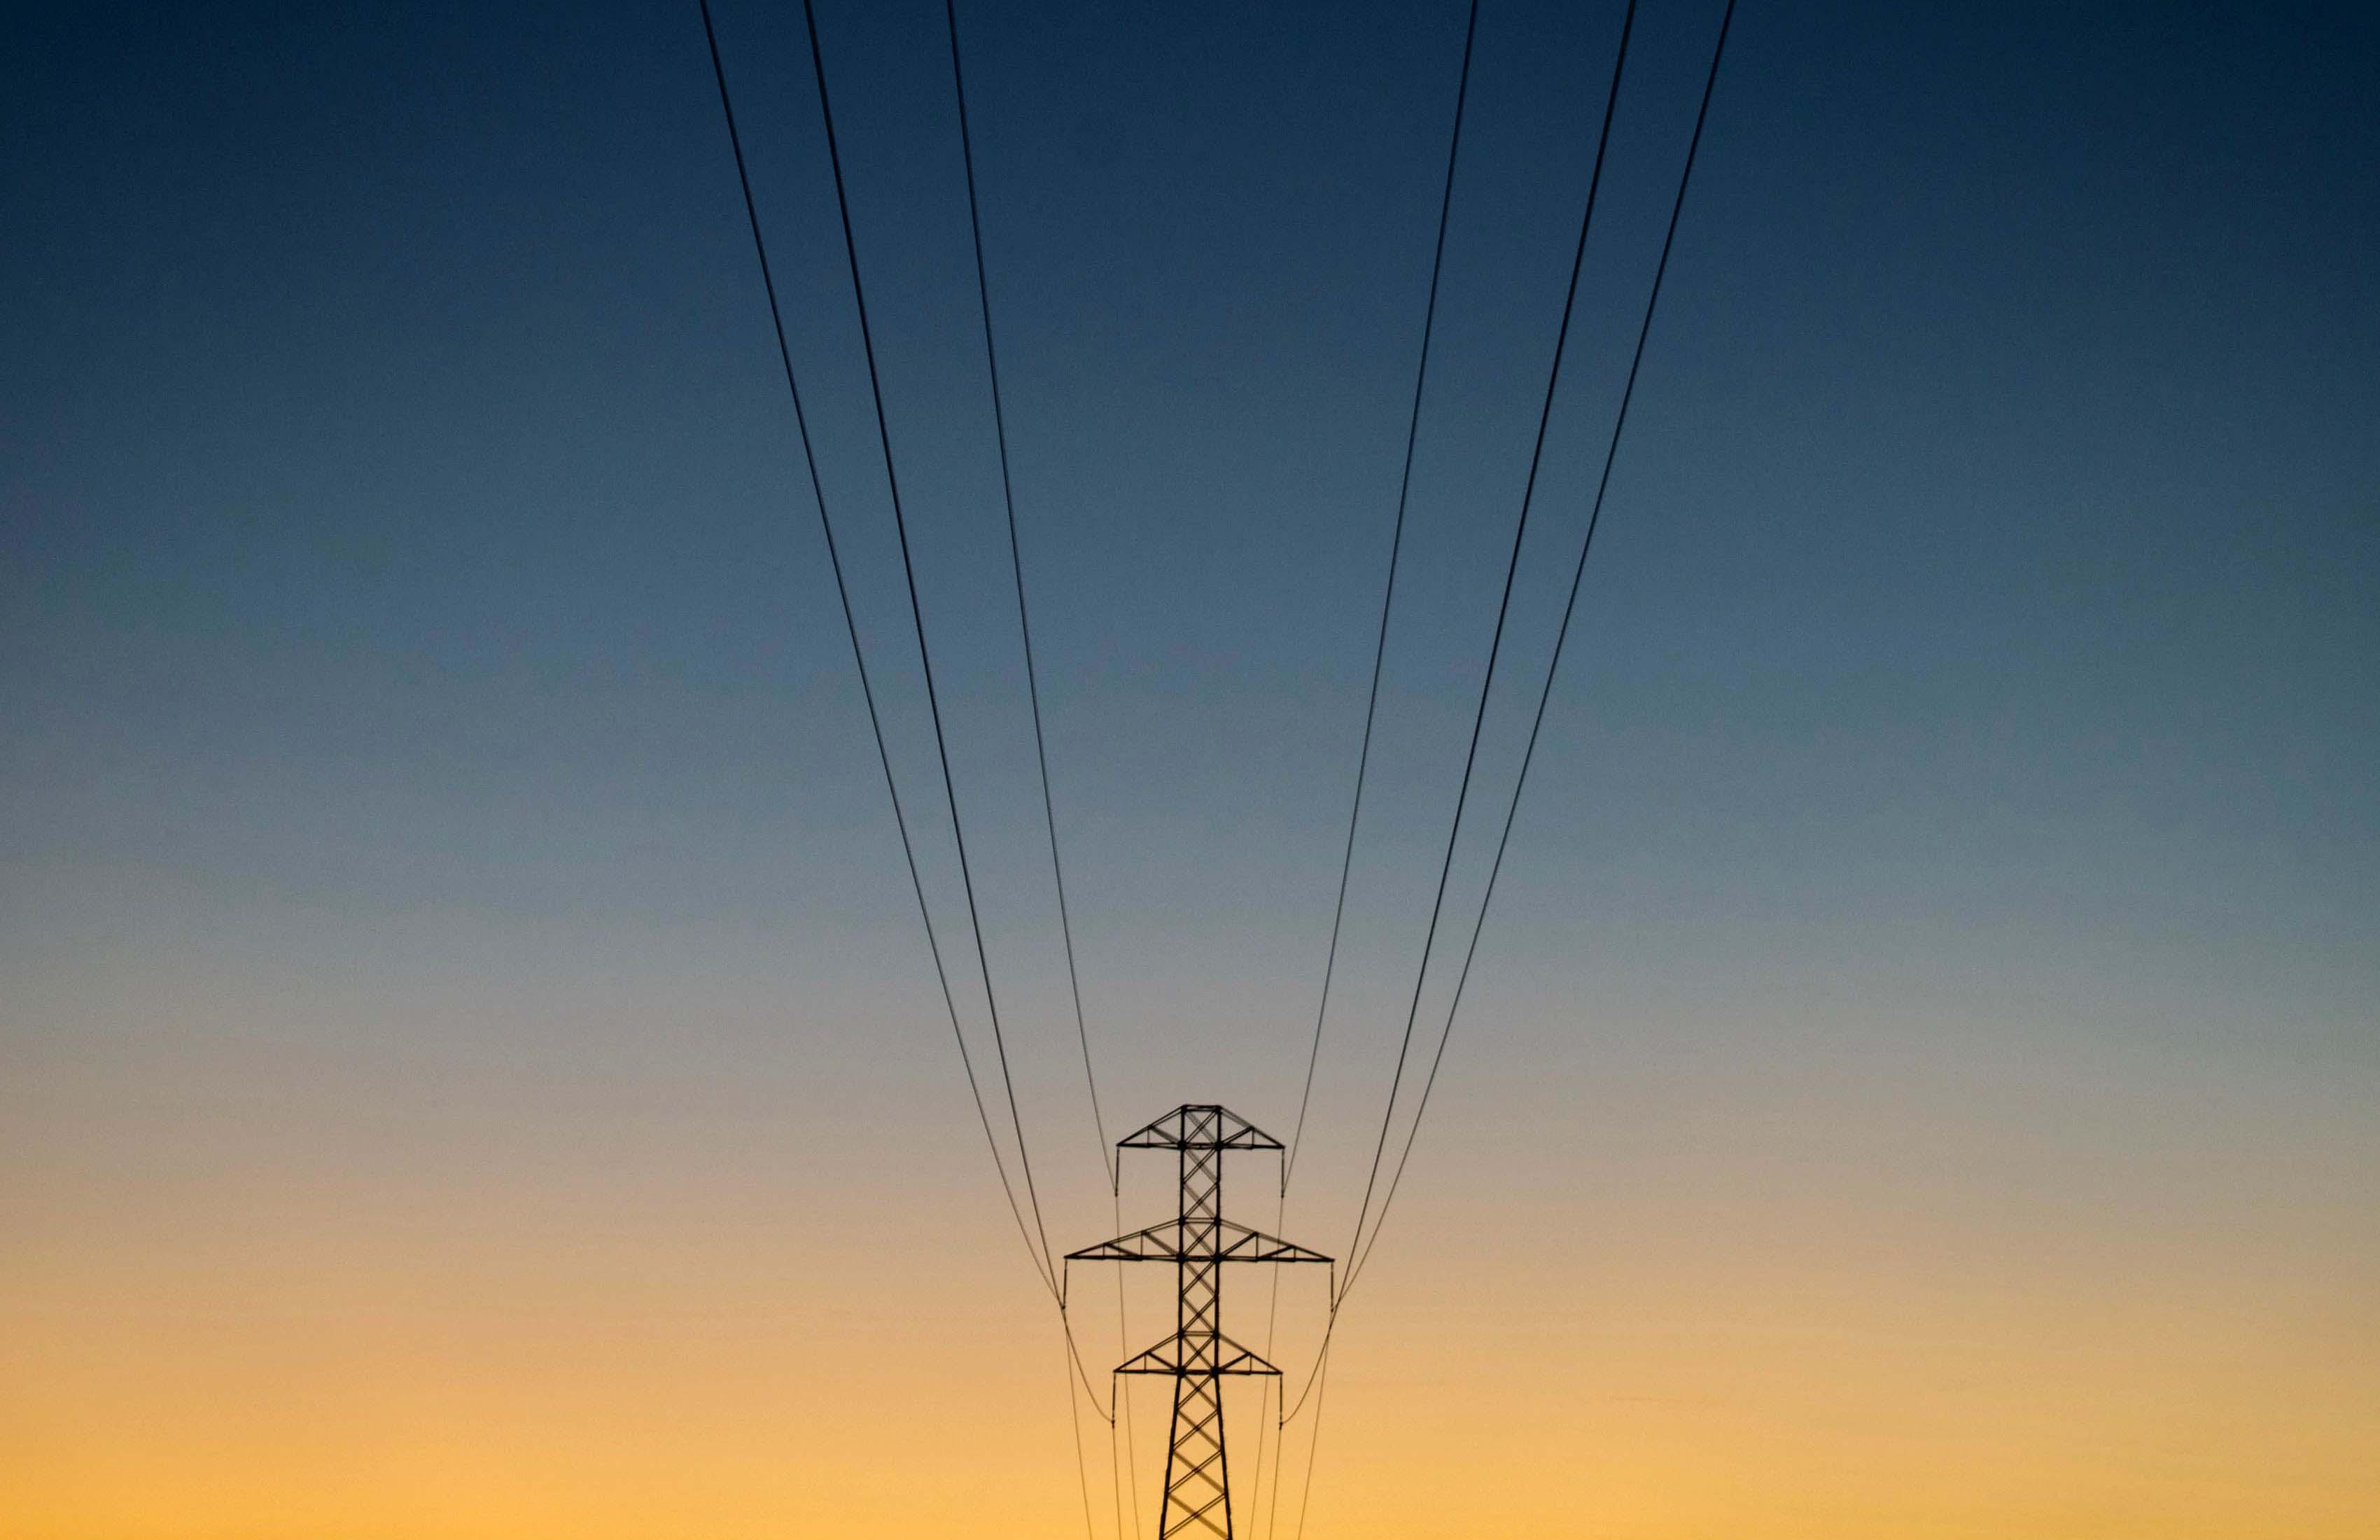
694,0,1054,1301
1063,1335,1099,1540
944,0,1116,1196
1340,0,1739,1307
1256,10,1482,1536
1280,0,1484,1196
1287,1338,1334,1540
1282,3,1736,1488
942,9,1144,1524
797,19,1128,1536
1339,0,1642,1297
796,0,1061,1290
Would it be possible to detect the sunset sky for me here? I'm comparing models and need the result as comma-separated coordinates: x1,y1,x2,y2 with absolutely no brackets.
6,1,2376,1536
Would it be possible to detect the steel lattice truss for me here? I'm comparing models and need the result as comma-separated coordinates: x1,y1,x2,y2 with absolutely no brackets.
1070,1217,1330,1268
1116,1105,1284,1153
1068,1105,1330,1540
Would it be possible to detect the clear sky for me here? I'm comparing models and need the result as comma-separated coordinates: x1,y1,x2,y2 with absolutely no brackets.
5,1,2376,1536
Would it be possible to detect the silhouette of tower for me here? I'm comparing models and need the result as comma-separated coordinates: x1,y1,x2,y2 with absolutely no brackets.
1070,1105,1331,1539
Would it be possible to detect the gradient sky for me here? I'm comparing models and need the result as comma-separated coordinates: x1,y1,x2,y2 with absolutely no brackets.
6,1,2377,1536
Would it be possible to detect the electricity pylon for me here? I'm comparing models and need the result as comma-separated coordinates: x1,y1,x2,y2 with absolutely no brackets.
1069,1105,1331,1540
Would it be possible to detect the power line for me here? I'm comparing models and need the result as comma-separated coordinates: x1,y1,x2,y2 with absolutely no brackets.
694,0,1054,1300
797,0,1060,1289
1281,0,1483,1196
1340,0,1642,1296
1288,1339,1334,1540
1340,0,1739,1308
1263,1362,1294,1539
1245,1378,1274,1540
1108,1369,1130,1540
715,0,1739,1525
944,0,1117,1196
1063,1331,1100,1540
1270,0,1645,1439
941,14,1144,1528
1256,8,1482,1516
704,18,1123,1525
1116,1289,1142,1534
1256,12,1483,1532
1278,16,1737,1518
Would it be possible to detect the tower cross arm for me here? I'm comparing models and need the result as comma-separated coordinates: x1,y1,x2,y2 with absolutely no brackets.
1065,1217,1331,1266
1116,1330,1284,1378
1116,1104,1284,1152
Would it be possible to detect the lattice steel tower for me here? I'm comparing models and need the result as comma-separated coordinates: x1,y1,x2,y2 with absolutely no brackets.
1069,1105,1331,1540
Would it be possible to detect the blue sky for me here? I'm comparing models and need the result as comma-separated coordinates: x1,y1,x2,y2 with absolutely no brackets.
4,4,2376,1530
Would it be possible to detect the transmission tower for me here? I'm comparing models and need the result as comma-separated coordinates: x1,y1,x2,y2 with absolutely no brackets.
1069,1105,1331,1540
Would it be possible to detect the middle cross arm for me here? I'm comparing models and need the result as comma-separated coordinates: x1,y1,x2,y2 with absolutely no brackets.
1065,1217,1331,1265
